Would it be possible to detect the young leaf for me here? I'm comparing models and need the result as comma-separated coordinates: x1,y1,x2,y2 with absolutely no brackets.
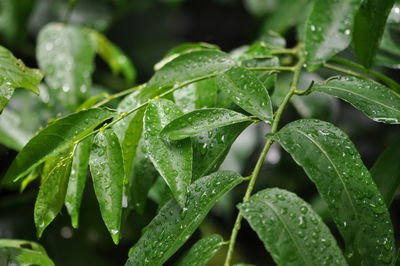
139,50,236,101
0,247,54,266
353,0,396,68
65,136,93,229
370,140,400,206
160,108,252,140
239,188,347,265
216,66,273,122
304,0,363,69
125,170,243,266
0,45,43,112
273,119,396,264
2,108,114,184
144,99,192,207
174,234,224,266
34,150,73,238
89,129,124,244
37,23,96,111
312,76,400,124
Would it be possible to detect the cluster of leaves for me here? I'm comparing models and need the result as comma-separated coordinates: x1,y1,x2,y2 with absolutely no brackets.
1,0,400,265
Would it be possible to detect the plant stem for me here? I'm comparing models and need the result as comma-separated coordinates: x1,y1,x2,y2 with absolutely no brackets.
247,66,294,72
224,51,304,266
323,63,367,79
93,84,145,108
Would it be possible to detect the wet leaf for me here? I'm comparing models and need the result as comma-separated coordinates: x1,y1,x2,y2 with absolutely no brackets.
304,0,363,69
65,136,93,229
2,108,114,184
174,234,224,266
273,119,396,265
312,76,400,124
160,108,252,140
353,0,396,68
0,246,54,266
125,170,243,266
144,99,192,207
89,129,124,244
34,150,73,238
370,140,400,206
0,45,43,112
0,239,48,254
239,188,347,265
216,66,273,122
37,23,96,111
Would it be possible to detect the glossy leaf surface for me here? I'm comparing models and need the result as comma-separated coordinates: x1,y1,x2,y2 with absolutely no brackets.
0,246,54,266
273,119,395,264
216,66,273,122
90,129,124,244
304,0,363,69
160,108,252,140
239,188,347,265
2,108,114,184
371,140,400,206
353,0,395,68
312,76,400,124
125,170,242,266
144,99,192,207
65,136,93,229
174,234,223,266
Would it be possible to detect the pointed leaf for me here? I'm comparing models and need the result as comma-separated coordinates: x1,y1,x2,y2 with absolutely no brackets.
125,170,243,266
239,188,347,265
174,234,224,266
216,66,273,122
312,76,400,124
353,0,396,68
304,0,363,69
160,108,252,140
273,119,396,264
371,140,400,206
65,136,93,229
37,23,96,111
34,151,73,238
144,99,192,207
89,129,124,244
2,108,114,184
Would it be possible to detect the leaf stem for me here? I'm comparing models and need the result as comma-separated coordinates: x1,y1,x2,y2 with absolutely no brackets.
247,66,294,72
224,48,304,266
93,84,145,108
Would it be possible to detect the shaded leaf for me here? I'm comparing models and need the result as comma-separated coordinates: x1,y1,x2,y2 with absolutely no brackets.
312,76,400,124
2,108,114,184
304,0,363,69
144,99,192,207
216,66,273,122
0,246,54,266
174,234,224,266
160,108,252,140
239,188,347,265
370,140,400,206
0,239,48,254
273,119,395,264
89,129,124,244
125,170,243,266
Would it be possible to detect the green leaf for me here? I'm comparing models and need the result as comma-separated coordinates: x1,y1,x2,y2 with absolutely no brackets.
312,76,400,124
304,0,363,69
192,122,251,180
0,45,43,112
273,119,396,265
239,188,347,265
0,246,54,266
370,140,400,206
90,30,136,84
34,150,73,238
0,239,48,254
37,23,96,111
353,0,396,68
160,108,252,140
144,99,192,207
216,66,273,122
65,136,93,229
174,234,224,266
2,108,114,184
89,129,124,244
140,50,236,101
125,170,243,266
